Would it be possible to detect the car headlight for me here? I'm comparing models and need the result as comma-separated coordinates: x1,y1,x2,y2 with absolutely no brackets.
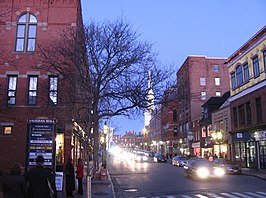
214,167,225,177
143,156,148,161
197,167,209,179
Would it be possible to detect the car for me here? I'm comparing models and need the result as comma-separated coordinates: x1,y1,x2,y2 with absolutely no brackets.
172,156,189,167
154,154,167,163
212,158,242,174
134,153,148,162
145,151,155,157
184,158,225,179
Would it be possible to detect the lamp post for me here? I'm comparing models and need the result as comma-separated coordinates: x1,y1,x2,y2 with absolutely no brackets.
102,122,108,168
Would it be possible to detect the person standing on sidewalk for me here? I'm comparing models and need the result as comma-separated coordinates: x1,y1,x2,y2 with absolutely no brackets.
27,155,57,198
76,158,84,195
65,158,75,197
2,163,26,198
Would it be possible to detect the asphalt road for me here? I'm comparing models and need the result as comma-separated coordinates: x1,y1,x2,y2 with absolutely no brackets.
108,156,266,198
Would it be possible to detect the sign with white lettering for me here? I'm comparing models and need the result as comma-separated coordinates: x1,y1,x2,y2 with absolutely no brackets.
55,172,64,191
254,131,266,141
28,120,56,168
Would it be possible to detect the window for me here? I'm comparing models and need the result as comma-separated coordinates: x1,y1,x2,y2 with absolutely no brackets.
231,72,236,89
243,63,250,82
3,126,12,135
15,13,37,52
27,76,38,105
256,97,262,123
201,91,206,100
246,102,251,125
263,50,266,72
215,77,220,86
253,56,260,78
203,107,208,118
200,77,206,86
238,105,245,126
215,91,221,96
7,76,18,105
236,65,243,86
49,76,58,105
214,64,219,73
233,107,238,128
201,127,206,138
173,109,177,122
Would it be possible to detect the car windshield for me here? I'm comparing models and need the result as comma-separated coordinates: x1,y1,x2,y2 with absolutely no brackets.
195,161,213,167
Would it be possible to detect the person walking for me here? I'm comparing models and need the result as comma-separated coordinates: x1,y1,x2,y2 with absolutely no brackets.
2,164,26,198
26,155,57,198
65,158,75,197
76,158,84,195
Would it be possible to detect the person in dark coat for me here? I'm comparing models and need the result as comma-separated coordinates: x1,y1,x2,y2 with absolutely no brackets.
2,164,26,198
27,155,57,198
76,158,84,195
65,158,75,197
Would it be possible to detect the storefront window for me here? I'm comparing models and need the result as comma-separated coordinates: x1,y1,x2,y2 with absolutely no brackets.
55,134,64,164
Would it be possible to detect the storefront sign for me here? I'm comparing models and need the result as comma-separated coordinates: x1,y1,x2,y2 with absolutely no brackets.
254,131,266,141
28,119,55,168
192,142,200,148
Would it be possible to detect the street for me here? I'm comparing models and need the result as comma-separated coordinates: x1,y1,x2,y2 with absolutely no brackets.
108,156,266,198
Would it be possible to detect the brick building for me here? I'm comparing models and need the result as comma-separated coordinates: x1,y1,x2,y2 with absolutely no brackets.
176,56,230,156
160,86,179,156
226,25,266,169
0,0,90,172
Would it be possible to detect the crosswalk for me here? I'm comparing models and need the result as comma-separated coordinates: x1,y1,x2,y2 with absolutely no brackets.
146,191,266,198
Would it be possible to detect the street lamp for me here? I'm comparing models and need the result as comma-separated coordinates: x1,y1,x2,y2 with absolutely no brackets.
211,130,223,158
102,122,108,168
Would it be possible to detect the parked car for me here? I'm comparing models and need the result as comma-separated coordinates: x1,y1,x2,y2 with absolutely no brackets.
212,158,242,174
145,151,155,157
154,154,167,163
184,158,225,179
172,156,189,167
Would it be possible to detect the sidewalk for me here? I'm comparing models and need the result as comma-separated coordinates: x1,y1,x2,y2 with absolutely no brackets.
241,168,266,180
57,163,114,198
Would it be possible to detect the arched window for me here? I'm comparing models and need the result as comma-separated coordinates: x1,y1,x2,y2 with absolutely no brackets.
15,13,37,52
236,65,243,86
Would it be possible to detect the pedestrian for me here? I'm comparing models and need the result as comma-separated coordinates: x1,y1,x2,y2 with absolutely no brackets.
76,158,84,195
65,158,75,197
26,155,57,198
2,163,26,198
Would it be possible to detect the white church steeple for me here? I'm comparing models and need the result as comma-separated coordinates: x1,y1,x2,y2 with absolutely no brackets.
144,70,155,127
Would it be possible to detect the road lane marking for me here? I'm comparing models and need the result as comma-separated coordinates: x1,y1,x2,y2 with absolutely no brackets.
220,193,240,198
206,192,224,198
231,192,252,198
244,192,266,198
195,195,208,198
257,192,266,196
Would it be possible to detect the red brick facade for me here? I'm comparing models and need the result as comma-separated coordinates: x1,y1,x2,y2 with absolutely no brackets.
176,56,230,155
0,0,87,172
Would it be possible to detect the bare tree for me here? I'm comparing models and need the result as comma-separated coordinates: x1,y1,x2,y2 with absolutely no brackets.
37,18,173,175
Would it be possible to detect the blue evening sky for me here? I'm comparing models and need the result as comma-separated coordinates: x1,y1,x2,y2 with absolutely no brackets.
81,0,266,135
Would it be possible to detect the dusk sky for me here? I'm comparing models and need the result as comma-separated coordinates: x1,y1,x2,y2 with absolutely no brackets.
81,0,266,135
